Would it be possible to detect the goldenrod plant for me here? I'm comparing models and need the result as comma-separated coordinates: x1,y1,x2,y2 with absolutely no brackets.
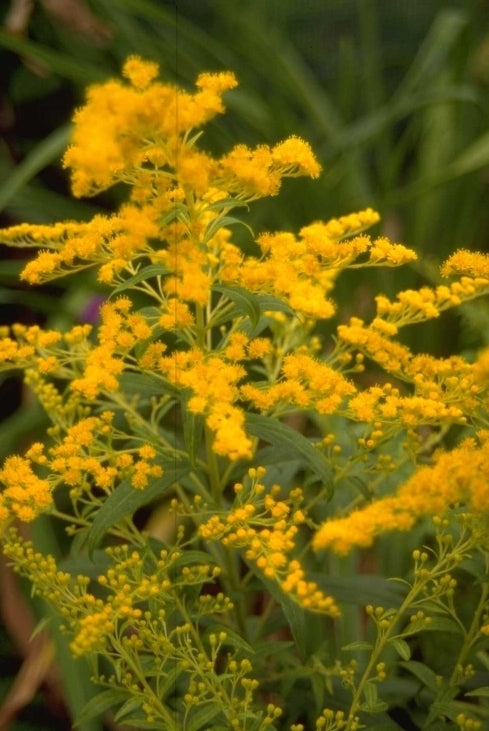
2,57,489,730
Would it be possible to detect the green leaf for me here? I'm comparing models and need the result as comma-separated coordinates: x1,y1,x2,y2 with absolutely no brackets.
0,125,71,214
246,412,332,487
203,625,255,655
87,460,190,552
252,640,295,658
255,294,295,316
391,638,411,661
117,720,170,730
418,616,462,634
60,549,113,579
312,574,405,607
363,700,389,714
213,284,261,328
465,687,489,698
74,689,127,726
186,703,224,731
399,660,440,693
171,549,219,569
394,10,467,98
342,641,374,652
0,29,108,83
205,197,249,212
204,214,252,241
363,680,378,708
118,372,172,398
425,687,460,725
311,670,326,715
110,265,168,295
362,682,389,713
246,295,296,336
114,696,145,723
156,665,185,701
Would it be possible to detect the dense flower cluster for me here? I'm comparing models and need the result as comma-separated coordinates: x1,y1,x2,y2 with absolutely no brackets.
313,432,489,554
199,467,340,616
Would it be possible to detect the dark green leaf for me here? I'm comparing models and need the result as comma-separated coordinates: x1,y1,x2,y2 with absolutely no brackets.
250,571,323,659
399,661,440,693
87,460,190,552
246,412,332,487
252,640,295,658
213,284,261,328
60,549,113,578
362,700,389,714
255,294,295,316
204,214,252,241
312,574,405,607
157,665,185,701
425,688,460,725
362,683,390,714
118,372,172,398
118,720,171,730
0,29,107,83
114,696,145,723
74,689,127,726
419,616,462,634
465,687,489,698
110,265,168,295
203,625,254,654
205,197,249,212
171,550,219,568
186,703,224,731
0,125,71,214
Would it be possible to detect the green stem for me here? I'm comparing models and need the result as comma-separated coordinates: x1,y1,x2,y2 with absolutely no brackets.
110,639,180,729
449,581,489,686
347,531,475,729
345,585,424,729
204,425,223,507
195,303,206,349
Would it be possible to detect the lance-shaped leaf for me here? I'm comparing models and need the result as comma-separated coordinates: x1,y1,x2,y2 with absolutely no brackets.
246,412,332,487
212,284,261,329
87,458,190,553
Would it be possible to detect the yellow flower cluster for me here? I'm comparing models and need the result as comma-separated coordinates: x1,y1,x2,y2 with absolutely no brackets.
0,455,52,527
0,60,320,294
71,297,152,399
313,430,489,554
242,352,355,414
441,249,489,279
64,58,238,196
234,208,413,320
200,470,340,616
218,135,320,199
374,275,489,329
158,348,253,460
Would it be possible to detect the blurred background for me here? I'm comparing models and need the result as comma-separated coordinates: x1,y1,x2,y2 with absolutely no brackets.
1,0,489,728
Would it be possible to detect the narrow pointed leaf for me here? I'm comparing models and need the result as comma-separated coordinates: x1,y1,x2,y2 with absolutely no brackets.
110,265,168,295
213,285,261,328
391,638,411,661
87,460,190,552
246,412,332,487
